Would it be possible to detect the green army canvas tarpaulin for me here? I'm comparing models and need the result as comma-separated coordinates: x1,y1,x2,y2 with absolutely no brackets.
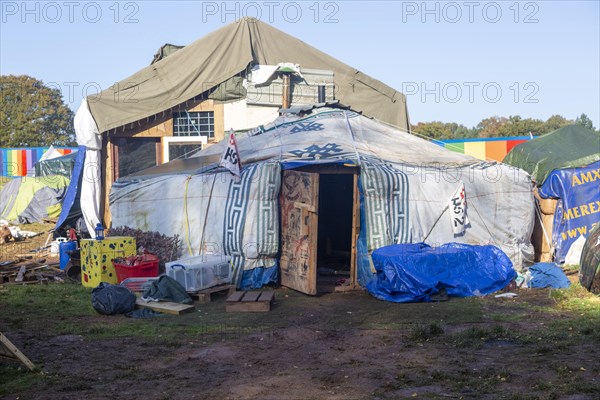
503,125,600,185
87,18,409,133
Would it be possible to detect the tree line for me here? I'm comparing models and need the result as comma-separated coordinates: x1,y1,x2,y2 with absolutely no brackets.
411,113,597,140
1,75,75,147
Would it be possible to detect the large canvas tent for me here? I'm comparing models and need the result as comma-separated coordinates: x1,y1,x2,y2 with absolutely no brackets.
503,125,600,263
73,18,412,235
86,18,409,134
110,107,535,293
0,176,70,224
503,125,600,184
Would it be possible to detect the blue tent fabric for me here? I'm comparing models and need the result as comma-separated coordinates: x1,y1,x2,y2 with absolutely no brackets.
240,264,279,289
356,176,374,287
527,263,571,289
55,145,86,230
366,243,516,303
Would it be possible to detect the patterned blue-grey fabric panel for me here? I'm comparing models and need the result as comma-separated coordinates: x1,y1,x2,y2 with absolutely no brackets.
256,162,281,256
223,164,258,267
360,159,410,251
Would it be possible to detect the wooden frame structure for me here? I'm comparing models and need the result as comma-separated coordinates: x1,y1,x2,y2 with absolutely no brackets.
0,332,36,371
279,165,360,295
101,99,225,225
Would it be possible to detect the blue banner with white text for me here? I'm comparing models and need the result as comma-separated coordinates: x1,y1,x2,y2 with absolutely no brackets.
539,160,600,263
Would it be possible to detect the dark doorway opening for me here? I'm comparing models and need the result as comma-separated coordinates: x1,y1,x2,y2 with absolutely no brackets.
317,174,354,293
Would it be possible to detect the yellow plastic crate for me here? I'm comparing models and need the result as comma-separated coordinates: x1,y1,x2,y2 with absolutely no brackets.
80,237,136,288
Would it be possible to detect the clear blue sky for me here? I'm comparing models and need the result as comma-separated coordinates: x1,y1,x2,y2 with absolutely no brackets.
1,0,599,128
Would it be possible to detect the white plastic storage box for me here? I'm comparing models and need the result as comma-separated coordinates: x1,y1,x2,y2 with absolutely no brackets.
165,255,232,292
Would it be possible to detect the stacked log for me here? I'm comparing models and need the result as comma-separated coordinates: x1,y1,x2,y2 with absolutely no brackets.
532,188,558,262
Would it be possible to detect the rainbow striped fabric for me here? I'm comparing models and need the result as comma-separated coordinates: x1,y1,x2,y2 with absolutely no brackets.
435,136,533,162
0,147,77,177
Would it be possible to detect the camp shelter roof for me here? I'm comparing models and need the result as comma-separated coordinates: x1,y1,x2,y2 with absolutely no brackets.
503,125,600,184
128,107,482,180
87,18,409,133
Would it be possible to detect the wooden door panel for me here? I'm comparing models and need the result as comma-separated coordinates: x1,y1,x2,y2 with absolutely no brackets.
280,170,319,295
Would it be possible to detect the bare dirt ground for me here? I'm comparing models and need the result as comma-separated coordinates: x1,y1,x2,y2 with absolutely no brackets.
1,226,600,399
2,284,599,400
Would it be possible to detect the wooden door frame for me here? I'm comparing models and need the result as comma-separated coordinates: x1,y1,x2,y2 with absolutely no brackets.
279,170,320,295
280,165,360,292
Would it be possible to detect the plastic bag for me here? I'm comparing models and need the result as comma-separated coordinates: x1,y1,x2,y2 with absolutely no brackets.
91,282,136,315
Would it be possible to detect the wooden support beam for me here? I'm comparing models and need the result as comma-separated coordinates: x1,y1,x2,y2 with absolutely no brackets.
0,332,36,371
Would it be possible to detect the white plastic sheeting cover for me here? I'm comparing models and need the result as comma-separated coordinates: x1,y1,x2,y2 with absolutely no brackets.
39,145,63,161
110,161,281,273
110,108,535,275
74,99,102,234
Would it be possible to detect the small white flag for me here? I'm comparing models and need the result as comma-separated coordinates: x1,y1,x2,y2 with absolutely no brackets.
219,130,242,183
449,182,469,235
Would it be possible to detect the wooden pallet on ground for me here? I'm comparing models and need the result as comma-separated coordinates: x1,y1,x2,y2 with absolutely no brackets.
135,299,196,315
226,290,274,312
188,284,236,303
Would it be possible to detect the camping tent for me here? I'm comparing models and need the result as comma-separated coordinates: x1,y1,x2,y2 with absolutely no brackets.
503,125,600,184
0,176,70,224
110,106,535,292
503,125,600,263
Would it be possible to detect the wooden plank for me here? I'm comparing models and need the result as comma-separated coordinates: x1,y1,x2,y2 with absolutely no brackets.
213,102,225,142
226,300,270,312
188,284,236,303
135,299,195,315
15,266,26,282
194,284,235,295
294,202,316,213
226,291,244,303
226,290,274,312
257,291,274,303
280,170,319,295
334,283,359,293
0,332,36,371
241,291,261,302
350,173,359,287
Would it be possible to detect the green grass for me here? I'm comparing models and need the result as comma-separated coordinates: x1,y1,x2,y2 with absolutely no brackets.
1,283,94,317
0,366,46,396
2,282,600,398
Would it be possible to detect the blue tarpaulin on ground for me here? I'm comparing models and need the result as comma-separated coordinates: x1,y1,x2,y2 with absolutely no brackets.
539,160,600,264
366,243,516,303
527,263,571,289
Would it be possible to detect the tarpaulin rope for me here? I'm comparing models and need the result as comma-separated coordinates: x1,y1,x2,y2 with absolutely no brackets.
422,203,449,242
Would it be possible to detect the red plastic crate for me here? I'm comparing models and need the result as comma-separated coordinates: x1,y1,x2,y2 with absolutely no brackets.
113,254,159,283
